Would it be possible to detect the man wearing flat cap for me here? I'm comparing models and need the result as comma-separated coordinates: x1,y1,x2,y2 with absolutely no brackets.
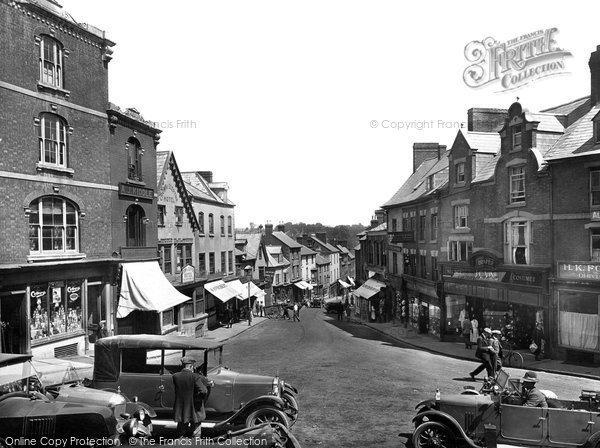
172,356,211,437
521,371,547,408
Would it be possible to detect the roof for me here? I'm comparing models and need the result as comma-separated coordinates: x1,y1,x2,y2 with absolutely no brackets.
337,245,351,255
544,104,600,160
182,172,230,205
300,245,317,256
472,153,499,183
366,222,387,233
541,96,591,125
271,231,303,249
310,236,339,253
236,232,262,260
524,112,565,133
463,131,500,154
316,254,330,265
382,155,448,207
234,248,245,257
354,244,361,251
266,245,282,255
0,353,32,367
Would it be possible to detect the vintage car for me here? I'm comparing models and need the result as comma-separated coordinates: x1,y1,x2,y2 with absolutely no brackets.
410,369,600,448
89,334,299,433
324,298,343,314
0,353,124,444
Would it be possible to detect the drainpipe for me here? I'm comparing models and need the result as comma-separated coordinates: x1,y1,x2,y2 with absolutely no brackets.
548,164,554,358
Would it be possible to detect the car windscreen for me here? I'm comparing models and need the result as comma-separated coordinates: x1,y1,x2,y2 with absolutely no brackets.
0,361,41,394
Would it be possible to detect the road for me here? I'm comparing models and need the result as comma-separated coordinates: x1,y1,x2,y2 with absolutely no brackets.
221,307,600,448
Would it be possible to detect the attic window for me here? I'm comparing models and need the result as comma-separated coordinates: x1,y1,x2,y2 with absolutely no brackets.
427,175,434,191
512,124,522,151
455,163,465,183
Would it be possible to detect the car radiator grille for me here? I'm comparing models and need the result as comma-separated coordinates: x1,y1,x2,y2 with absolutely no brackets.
26,417,55,436
464,412,474,430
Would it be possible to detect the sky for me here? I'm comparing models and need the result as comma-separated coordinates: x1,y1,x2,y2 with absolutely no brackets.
61,0,599,228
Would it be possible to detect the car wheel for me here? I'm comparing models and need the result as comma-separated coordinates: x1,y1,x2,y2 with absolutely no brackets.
246,407,290,429
282,393,298,423
412,421,455,448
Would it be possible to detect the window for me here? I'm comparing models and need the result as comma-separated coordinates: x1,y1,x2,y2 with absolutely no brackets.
510,166,526,203
198,212,205,234
591,169,600,207
431,257,438,281
427,175,434,191
392,252,398,274
176,244,192,274
402,216,409,231
29,197,78,254
275,273,280,285
391,218,397,232
449,241,473,262
175,206,184,226
198,253,206,274
38,113,68,168
30,281,83,341
431,213,438,240
410,215,416,231
404,253,416,276
220,215,225,236
220,251,226,273
125,205,146,247
228,250,234,273
39,35,63,88
419,215,426,241
512,124,522,151
209,252,215,274
227,216,232,236
157,205,166,227
159,244,172,274
209,214,214,234
592,230,600,262
127,137,142,182
505,220,530,265
419,254,427,278
454,205,469,228
455,163,465,183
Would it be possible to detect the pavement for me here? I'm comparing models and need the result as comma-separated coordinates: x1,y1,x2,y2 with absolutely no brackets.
359,319,600,381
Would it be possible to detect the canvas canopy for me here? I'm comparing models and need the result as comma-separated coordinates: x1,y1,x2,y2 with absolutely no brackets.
204,280,243,303
353,278,386,299
227,279,265,300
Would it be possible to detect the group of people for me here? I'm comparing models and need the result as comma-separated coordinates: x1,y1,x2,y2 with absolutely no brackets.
282,301,301,321
469,327,504,380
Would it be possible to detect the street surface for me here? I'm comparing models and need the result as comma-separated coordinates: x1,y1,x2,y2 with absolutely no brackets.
221,307,600,448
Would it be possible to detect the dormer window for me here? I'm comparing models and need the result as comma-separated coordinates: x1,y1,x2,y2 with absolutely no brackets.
427,175,434,191
512,124,522,151
455,163,465,183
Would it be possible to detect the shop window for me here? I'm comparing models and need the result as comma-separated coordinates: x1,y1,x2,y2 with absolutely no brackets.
176,244,192,274
175,207,183,226
198,212,205,234
431,213,438,240
512,124,522,151
157,205,166,227
558,290,599,351
592,229,600,262
228,250,234,273
510,166,526,203
228,216,232,236
30,281,83,341
159,244,172,275
449,240,472,262
39,35,64,88
209,252,215,274
198,253,206,275
125,204,146,247
505,220,530,265
38,113,68,168
29,197,79,254
220,251,226,273
162,308,175,328
455,163,465,183
454,205,469,229
209,214,214,235
220,215,225,236
590,169,600,207
126,137,142,182
183,301,195,319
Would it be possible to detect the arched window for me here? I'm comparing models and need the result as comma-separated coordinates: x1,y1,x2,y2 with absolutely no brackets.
38,113,68,168
127,137,142,181
126,204,146,247
208,213,214,234
29,197,79,253
198,212,205,234
39,35,64,88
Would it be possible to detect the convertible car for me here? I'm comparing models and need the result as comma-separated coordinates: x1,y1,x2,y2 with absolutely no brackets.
89,334,299,432
0,354,123,444
411,369,600,448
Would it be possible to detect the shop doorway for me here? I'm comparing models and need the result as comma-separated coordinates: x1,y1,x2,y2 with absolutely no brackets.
419,302,429,334
0,293,26,354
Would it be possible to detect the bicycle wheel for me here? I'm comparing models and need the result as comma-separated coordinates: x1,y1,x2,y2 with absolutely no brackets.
508,351,523,368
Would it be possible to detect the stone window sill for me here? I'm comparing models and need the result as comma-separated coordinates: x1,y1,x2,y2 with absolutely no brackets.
27,252,86,263
37,82,71,98
36,162,74,175
126,179,146,186
506,202,526,209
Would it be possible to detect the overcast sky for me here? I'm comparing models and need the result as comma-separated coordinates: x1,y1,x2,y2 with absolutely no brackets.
62,0,598,228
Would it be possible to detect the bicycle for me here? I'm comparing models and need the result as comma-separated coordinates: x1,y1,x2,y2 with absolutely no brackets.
500,338,524,368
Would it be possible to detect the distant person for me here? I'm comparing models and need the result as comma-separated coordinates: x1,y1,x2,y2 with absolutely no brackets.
461,317,472,349
97,320,108,340
337,302,344,321
532,322,545,361
292,303,300,322
490,329,503,374
282,303,291,320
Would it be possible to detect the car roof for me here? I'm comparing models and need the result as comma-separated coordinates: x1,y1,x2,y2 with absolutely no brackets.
0,353,32,367
95,334,223,351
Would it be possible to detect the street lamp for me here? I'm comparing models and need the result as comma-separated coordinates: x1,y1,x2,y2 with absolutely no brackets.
244,265,252,326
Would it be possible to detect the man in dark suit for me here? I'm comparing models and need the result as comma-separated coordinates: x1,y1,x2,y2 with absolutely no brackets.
470,328,494,380
172,356,212,438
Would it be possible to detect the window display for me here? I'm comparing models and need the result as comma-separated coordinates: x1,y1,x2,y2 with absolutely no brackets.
445,294,466,334
30,281,83,341
558,290,599,352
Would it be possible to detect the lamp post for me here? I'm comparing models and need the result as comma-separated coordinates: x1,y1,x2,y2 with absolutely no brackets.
244,265,252,326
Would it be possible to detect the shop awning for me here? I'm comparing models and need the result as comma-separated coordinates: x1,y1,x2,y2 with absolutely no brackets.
227,279,264,300
294,281,308,290
338,279,351,289
306,283,314,291
353,278,386,299
117,262,192,318
204,280,243,303
347,276,356,287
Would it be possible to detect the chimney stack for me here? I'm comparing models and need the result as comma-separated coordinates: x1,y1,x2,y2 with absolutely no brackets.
413,143,445,172
316,232,327,243
198,171,213,183
590,45,600,106
467,108,508,132
265,223,273,236
276,222,285,232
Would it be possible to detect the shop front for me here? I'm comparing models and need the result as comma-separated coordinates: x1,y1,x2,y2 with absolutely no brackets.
204,279,243,329
403,275,441,337
553,261,600,363
353,278,386,322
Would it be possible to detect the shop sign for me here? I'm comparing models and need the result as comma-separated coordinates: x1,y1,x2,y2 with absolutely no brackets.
558,262,600,281
592,211,600,221
181,265,195,283
452,271,506,282
118,182,154,200
390,231,414,244
509,271,542,286
469,251,501,270
67,283,81,301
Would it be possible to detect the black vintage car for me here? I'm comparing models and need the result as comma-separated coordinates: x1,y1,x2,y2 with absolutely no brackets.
0,354,122,444
89,334,298,433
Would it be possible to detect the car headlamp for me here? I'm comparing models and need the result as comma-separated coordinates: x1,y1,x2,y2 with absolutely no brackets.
272,377,280,396
108,394,126,408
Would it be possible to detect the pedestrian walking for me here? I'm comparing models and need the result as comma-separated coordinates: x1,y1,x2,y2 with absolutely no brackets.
470,318,479,346
337,302,344,321
292,302,300,322
260,303,264,317
490,329,503,373
532,322,545,361
344,299,351,322
461,317,472,349
469,328,495,380
172,356,211,438
224,306,232,328
282,303,291,320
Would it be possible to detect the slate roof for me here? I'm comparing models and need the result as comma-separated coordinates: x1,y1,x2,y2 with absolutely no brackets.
310,236,339,253
541,96,591,126
316,254,330,265
337,245,351,255
463,131,500,154
300,245,317,256
472,153,499,183
271,231,303,249
366,222,387,233
544,104,600,160
181,172,224,204
524,112,565,133
236,232,262,260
